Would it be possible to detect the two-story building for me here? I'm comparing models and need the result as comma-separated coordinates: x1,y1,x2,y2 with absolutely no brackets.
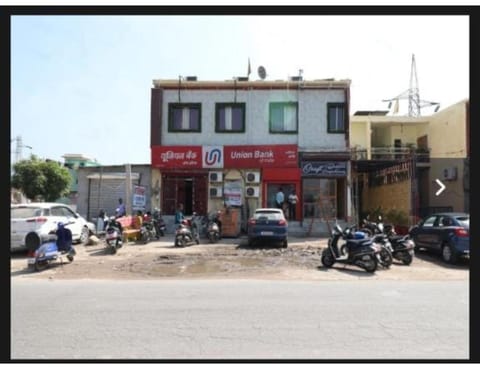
150,76,353,235
350,98,469,225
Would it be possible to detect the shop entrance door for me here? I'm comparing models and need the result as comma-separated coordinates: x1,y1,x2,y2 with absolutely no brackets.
265,183,297,218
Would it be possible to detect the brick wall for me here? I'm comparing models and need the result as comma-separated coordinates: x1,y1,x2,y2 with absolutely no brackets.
362,180,411,216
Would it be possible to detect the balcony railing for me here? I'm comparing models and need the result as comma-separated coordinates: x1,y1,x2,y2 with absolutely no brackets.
351,147,430,162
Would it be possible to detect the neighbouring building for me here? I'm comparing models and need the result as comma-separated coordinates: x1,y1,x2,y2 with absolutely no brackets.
58,154,100,211
150,76,353,235
76,164,152,222
350,98,469,224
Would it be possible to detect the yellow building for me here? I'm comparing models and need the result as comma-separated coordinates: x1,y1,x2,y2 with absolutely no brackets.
350,99,469,225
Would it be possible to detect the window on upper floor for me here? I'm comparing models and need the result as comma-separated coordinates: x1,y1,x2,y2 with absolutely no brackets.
269,102,298,133
215,103,246,133
168,103,201,132
327,103,346,133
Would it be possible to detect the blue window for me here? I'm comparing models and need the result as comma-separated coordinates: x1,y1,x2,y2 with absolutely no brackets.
168,103,201,132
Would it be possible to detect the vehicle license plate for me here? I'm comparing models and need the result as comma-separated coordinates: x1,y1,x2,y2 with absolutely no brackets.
27,258,36,264
261,231,273,236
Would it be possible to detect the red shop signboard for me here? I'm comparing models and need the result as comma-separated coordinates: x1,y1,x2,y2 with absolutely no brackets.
151,146,202,169
151,145,298,169
224,144,297,168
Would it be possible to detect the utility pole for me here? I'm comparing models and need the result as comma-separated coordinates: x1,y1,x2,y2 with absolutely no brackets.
125,164,132,216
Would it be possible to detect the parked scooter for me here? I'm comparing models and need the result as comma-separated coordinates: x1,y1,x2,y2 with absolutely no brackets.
174,213,200,247
321,222,380,273
356,215,394,268
104,216,123,254
152,208,166,237
384,224,415,265
139,212,157,244
27,221,76,272
206,211,221,243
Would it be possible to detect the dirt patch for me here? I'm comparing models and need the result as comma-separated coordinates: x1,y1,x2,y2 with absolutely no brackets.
10,236,469,281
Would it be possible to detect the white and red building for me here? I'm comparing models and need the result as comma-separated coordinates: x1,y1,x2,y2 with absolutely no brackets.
150,77,353,234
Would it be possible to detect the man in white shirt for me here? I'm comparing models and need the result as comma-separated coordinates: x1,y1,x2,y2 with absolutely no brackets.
288,189,298,220
276,187,285,210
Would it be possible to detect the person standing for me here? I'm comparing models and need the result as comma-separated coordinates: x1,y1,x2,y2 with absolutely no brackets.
175,203,185,225
275,187,285,211
115,198,126,218
288,189,298,221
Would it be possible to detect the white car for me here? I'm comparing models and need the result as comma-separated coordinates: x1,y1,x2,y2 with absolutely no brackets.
11,202,96,252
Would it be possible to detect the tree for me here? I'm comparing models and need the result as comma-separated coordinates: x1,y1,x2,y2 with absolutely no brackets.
11,156,71,202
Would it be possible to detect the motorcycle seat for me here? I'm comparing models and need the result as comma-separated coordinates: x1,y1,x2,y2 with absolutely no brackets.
347,238,373,248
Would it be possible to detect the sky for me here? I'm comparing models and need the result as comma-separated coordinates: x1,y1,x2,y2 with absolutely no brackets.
10,13,469,167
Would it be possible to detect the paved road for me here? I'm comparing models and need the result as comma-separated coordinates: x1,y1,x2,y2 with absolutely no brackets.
11,278,469,360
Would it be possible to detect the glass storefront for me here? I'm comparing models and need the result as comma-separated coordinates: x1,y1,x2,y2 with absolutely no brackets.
302,178,346,220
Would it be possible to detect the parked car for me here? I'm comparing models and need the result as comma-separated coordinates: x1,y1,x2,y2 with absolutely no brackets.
247,208,288,248
11,202,96,252
409,212,469,264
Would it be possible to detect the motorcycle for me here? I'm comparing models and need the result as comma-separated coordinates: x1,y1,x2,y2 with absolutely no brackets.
361,216,416,268
152,209,166,237
321,222,380,273
139,213,157,244
174,213,200,247
104,217,123,254
384,224,415,265
206,211,221,243
27,222,76,272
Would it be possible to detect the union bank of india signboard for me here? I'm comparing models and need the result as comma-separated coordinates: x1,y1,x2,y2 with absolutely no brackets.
151,145,298,169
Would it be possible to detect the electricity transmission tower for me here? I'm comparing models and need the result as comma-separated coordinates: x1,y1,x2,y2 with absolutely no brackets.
383,54,440,117
11,135,32,163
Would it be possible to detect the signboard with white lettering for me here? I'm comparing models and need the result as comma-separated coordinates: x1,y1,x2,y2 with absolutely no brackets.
132,185,146,208
152,145,298,169
301,161,347,177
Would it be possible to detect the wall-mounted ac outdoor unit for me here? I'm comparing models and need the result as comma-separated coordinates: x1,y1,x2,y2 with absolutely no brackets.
245,171,260,184
209,171,223,182
209,186,223,197
442,167,457,181
245,186,260,198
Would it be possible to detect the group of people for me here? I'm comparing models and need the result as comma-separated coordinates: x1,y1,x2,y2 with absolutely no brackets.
276,187,298,221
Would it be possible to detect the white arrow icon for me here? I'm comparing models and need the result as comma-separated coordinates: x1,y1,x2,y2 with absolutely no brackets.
435,179,446,196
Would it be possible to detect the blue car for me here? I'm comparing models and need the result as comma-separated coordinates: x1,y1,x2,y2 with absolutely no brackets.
247,208,288,248
409,212,469,264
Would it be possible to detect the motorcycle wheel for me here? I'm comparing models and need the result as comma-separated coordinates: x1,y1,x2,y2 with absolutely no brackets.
141,232,149,244
377,247,393,268
67,254,74,262
34,260,49,272
401,251,413,265
110,244,117,254
362,255,378,273
321,249,335,268
175,236,186,247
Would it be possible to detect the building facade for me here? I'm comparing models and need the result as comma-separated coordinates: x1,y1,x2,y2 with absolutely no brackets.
350,98,469,224
58,154,100,210
150,77,353,234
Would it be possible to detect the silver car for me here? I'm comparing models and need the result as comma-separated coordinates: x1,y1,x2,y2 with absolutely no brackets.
11,202,96,252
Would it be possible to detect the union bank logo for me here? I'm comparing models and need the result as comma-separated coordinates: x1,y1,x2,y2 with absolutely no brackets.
203,146,223,168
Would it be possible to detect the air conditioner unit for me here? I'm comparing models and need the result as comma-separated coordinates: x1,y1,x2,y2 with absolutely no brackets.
209,171,223,182
209,186,223,197
245,186,260,198
245,171,260,184
442,167,457,181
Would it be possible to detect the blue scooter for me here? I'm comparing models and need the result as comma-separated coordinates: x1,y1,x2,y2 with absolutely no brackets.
27,222,77,272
